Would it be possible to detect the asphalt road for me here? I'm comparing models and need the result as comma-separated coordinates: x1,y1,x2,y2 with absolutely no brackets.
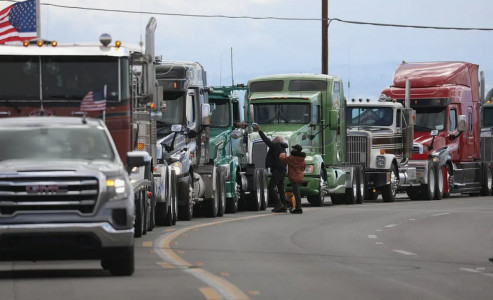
1,194,492,300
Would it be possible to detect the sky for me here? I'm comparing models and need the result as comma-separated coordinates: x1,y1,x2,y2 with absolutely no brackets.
2,0,493,100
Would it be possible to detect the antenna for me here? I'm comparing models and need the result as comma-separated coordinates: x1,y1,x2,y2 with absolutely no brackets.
230,47,234,86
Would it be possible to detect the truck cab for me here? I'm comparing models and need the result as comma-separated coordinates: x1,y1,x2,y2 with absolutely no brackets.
382,61,493,199
246,74,356,206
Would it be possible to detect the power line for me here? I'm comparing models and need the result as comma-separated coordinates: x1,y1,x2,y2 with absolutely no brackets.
5,0,493,31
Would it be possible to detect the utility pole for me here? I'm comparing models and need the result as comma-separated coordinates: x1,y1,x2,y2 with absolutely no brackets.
322,0,328,74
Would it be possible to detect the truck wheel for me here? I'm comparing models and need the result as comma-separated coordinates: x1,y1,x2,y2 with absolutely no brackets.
249,168,262,211
148,174,156,231
419,160,436,200
104,247,135,276
480,163,492,196
143,190,149,234
434,165,444,200
217,169,226,217
160,169,177,226
345,166,358,204
226,177,240,214
382,164,398,202
259,168,269,211
355,166,364,204
178,175,194,221
134,191,145,238
307,171,326,206
443,165,451,198
171,170,178,225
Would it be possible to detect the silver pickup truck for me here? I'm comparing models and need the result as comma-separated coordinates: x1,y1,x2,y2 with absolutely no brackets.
0,116,144,276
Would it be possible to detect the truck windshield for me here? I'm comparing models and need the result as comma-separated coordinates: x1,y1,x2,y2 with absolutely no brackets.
0,55,126,101
253,103,310,124
156,92,185,136
347,107,393,126
414,107,446,131
483,107,493,127
210,101,230,128
0,126,115,161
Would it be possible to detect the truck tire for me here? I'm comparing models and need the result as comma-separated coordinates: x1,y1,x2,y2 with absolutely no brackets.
381,164,398,203
345,167,358,205
419,160,436,200
443,165,451,198
434,165,444,200
216,169,226,217
148,173,156,231
134,191,145,238
226,177,240,214
355,166,364,204
250,168,262,211
480,163,492,196
307,171,326,206
104,247,135,276
178,175,194,221
171,170,178,225
259,168,269,211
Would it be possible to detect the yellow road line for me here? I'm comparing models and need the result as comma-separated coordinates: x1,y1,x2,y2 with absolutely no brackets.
155,213,272,300
199,287,223,300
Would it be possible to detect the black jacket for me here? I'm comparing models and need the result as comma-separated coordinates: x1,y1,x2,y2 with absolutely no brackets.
259,130,288,173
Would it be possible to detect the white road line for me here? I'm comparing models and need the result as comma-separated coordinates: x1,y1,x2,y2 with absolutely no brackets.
393,249,416,256
409,219,416,221
368,235,378,239
376,229,382,232
460,268,482,273
385,224,398,228
432,213,450,217
376,242,383,245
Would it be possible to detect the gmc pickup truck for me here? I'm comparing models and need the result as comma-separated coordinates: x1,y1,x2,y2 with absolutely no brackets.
0,116,145,276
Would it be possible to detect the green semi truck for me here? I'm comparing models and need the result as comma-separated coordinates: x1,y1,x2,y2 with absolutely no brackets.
245,73,359,206
208,86,269,212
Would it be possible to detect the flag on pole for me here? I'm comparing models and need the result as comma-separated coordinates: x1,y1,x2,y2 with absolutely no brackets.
80,87,107,112
0,0,37,44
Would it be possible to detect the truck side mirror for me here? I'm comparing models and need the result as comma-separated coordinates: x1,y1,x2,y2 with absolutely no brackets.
458,115,467,132
202,103,211,126
329,110,338,130
431,129,438,136
126,151,151,173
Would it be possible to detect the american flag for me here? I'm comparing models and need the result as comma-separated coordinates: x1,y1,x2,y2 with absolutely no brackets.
80,87,107,112
0,0,37,44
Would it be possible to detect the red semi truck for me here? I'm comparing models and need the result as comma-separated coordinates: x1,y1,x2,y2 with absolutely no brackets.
381,61,493,200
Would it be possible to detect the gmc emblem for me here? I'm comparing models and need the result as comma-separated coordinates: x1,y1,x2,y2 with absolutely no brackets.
26,185,69,194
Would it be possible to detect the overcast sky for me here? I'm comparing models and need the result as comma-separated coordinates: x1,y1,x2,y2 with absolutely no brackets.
3,0,493,99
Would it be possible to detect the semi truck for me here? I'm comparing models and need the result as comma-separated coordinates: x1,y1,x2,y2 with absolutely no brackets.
345,96,416,202
155,61,230,220
245,73,358,206
209,85,269,212
381,61,493,199
0,18,177,237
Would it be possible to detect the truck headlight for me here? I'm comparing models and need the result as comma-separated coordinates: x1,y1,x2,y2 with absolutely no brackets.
376,156,386,168
304,165,314,174
106,177,128,201
170,161,183,176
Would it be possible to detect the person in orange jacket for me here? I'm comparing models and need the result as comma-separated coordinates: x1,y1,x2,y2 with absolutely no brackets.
279,144,306,214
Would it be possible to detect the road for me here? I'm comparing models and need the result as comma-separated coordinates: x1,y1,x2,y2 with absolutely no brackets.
1,195,492,300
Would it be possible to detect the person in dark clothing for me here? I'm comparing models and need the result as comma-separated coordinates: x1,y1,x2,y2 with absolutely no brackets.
280,145,306,214
254,125,288,213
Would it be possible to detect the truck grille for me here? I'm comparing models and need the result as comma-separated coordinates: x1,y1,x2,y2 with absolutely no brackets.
346,136,368,167
0,176,99,215
252,141,267,169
